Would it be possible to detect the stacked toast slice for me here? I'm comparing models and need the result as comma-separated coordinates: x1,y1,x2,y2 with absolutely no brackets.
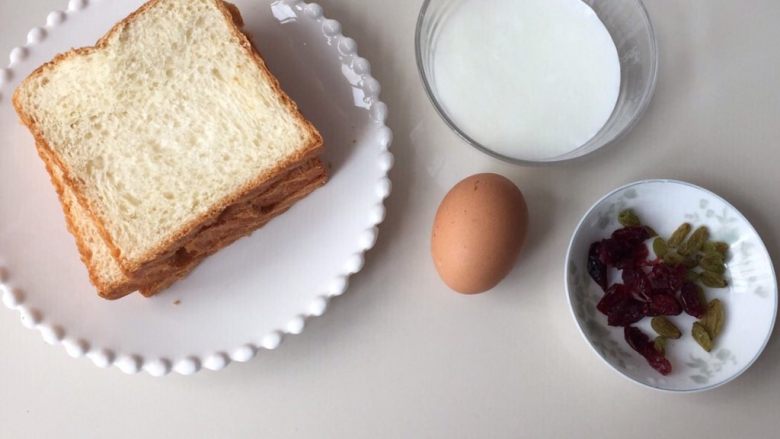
13,0,327,299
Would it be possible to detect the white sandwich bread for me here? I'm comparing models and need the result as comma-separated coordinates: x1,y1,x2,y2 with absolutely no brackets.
13,0,327,299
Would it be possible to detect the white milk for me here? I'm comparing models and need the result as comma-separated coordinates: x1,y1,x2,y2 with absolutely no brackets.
433,0,621,161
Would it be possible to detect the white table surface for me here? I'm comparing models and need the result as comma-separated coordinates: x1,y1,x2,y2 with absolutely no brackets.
1,1,779,437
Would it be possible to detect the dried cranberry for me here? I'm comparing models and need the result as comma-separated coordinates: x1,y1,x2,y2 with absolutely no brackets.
622,268,652,301
612,226,651,244
680,282,706,318
644,349,673,376
647,264,669,289
600,238,647,270
608,300,647,327
624,326,672,376
650,287,675,297
632,243,649,265
599,238,632,267
647,263,687,292
622,267,643,285
597,284,630,315
647,294,682,316
667,265,688,291
587,242,608,291
624,326,650,352
598,285,647,327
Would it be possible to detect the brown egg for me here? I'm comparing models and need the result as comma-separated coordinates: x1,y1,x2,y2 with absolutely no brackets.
431,173,528,294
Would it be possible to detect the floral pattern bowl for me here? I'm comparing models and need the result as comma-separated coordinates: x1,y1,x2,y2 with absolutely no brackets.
565,180,777,392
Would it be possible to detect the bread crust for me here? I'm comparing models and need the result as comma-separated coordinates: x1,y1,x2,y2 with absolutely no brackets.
12,0,324,280
49,155,325,299
36,141,147,295
140,171,328,296
114,159,326,287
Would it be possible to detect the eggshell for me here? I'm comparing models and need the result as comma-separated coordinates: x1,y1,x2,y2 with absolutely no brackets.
431,173,528,294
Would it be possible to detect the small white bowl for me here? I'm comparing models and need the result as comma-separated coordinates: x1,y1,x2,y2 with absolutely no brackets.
565,180,777,392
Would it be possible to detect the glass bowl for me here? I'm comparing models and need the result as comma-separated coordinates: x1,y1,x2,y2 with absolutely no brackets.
415,0,659,165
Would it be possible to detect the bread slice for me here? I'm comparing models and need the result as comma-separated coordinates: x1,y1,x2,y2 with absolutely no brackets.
83,158,324,286
165,161,326,257
13,0,323,279
40,141,143,296
141,170,328,296
47,154,325,299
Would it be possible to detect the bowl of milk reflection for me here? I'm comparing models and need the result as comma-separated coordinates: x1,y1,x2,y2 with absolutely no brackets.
415,0,658,164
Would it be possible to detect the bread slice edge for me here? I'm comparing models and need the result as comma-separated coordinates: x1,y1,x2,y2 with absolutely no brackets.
46,153,325,300
140,169,328,296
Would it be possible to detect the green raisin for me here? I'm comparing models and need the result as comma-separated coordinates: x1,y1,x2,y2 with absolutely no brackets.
704,241,730,257
701,299,725,339
668,223,692,248
695,282,707,306
679,226,709,256
651,317,682,339
686,270,701,282
654,336,668,355
618,209,641,227
700,258,726,274
663,251,685,266
683,257,700,269
653,238,669,258
713,242,729,256
692,322,714,352
701,252,724,264
701,271,728,288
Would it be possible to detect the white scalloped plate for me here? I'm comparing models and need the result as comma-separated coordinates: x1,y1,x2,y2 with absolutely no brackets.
0,0,392,376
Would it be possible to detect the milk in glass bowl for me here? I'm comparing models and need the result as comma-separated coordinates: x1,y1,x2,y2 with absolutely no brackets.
415,0,658,164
